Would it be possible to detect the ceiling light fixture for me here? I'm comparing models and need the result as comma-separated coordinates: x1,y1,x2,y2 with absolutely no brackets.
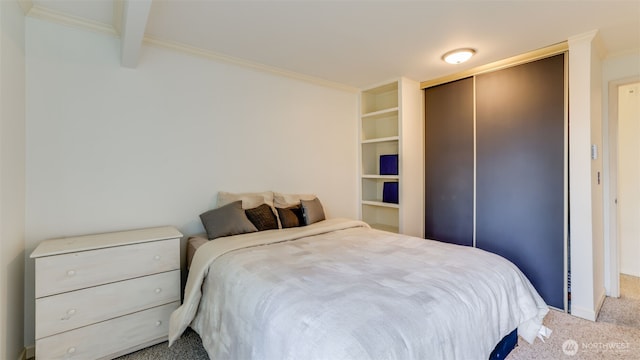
442,48,476,64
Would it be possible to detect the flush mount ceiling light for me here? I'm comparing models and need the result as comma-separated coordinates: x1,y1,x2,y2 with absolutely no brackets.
442,48,476,64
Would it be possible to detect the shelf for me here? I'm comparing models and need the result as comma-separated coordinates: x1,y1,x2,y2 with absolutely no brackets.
361,109,399,141
362,200,400,209
361,107,399,119
359,78,422,236
363,82,398,95
362,174,399,180
361,83,399,114
360,80,401,234
369,223,399,233
361,136,399,144
361,141,398,175
361,203,399,233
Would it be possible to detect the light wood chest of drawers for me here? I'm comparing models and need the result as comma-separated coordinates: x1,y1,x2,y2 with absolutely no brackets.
30,226,183,360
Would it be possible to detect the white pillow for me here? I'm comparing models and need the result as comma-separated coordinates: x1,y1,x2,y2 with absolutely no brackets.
273,192,317,208
217,191,275,209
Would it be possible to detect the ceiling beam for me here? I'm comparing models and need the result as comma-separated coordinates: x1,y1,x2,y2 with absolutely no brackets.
113,0,124,35
120,0,152,68
17,0,33,15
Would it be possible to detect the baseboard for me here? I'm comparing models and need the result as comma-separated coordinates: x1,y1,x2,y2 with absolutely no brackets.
570,305,597,321
595,291,607,317
25,345,35,360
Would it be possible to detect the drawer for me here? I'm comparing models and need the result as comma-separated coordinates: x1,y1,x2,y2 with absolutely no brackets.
36,270,180,339
35,238,179,298
36,301,179,360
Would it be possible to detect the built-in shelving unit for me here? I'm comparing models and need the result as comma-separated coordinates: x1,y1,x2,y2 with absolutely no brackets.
359,78,424,236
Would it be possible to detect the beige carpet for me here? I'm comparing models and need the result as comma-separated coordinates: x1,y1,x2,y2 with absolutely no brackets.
120,275,640,359
508,310,640,359
509,274,640,359
597,274,640,329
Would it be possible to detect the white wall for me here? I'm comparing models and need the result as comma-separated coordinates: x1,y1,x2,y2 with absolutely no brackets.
618,82,640,277
590,41,606,318
568,31,605,321
24,17,358,346
0,1,26,359
602,51,640,296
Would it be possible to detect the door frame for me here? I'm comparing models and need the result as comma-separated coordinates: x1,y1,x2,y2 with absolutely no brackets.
605,76,640,298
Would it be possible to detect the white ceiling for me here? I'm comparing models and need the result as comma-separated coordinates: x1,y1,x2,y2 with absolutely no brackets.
28,0,640,89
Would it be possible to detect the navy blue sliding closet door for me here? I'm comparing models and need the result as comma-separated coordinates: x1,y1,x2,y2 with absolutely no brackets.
424,78,474,246
475,54,565,309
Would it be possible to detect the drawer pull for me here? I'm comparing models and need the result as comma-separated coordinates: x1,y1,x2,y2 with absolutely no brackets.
61,308,77,320
67,347,76,354
154,255,161,260
155,288,162,294
155,320,162,327
66,270,76,277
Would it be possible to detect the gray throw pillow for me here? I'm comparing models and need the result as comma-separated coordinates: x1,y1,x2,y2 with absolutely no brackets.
245,203,278,231
300,197,326,225
277,205,305,228
200,200,258,240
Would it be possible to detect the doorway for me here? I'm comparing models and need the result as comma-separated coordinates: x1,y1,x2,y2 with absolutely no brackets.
607,79,640,298
618,82,640,279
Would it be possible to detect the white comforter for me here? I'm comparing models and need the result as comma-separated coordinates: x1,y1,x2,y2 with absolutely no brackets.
169,218,549,360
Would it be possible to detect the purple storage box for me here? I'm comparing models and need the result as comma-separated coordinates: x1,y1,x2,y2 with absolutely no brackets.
382,182,399,204
380,154,398,175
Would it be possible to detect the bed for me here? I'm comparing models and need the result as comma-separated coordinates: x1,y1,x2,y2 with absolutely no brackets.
169,216,549,359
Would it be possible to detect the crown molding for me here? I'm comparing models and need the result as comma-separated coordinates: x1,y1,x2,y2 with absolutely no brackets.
143,35,359,93
568,29,606,59
567,29,599,46
27,5,117,37
23,4,358,92
604,47,640,60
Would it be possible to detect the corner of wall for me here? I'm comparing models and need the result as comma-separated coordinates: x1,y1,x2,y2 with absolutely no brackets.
567,29,604,321
2,2,33,358
572,286,606,321
570,306,598,322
